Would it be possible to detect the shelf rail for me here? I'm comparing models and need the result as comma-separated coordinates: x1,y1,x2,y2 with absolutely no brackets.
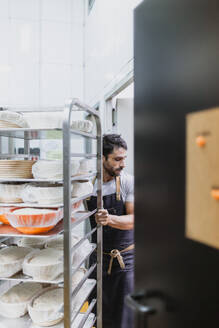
63,98,103,328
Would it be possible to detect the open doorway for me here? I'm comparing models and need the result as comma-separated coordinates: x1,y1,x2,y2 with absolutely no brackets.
105,82,134,175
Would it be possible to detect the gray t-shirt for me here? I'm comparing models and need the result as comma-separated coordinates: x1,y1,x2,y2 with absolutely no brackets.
93,171,134,203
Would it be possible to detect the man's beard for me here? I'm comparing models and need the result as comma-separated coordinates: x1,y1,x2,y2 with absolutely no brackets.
104,164,123,177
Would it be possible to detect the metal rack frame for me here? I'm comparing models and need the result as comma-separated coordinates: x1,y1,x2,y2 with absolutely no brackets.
0,98,103,328
63,98,103,328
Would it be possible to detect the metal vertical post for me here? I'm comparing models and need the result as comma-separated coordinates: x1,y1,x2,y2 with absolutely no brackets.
0,137,2,154
63,100,73,328
96,115,103,328
8,138,14,155
24,132,30,159
63,98,102,328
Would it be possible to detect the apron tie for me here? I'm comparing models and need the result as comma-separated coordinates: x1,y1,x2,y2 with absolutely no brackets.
108,249,125,275
106,244,135,275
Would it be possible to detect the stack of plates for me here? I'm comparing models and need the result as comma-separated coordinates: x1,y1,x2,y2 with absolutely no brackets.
0,120,21,128
0,161,36,178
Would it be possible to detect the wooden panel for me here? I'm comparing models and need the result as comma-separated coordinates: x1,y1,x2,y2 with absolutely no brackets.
186,107,219,249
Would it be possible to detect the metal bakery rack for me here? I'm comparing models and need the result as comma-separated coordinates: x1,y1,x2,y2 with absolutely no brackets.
0,98,103,328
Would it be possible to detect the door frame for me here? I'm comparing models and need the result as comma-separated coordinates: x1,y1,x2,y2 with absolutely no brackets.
104,73,133,133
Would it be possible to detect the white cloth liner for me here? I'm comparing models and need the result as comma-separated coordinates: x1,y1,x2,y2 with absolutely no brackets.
78,159,95,175
0,183,26,203
21,185,64,204
72,268,87,289
23,112,93,133
0,111,29,128
45,234,93,268
6,208,62,228
15,237,46,249
22,248,63,281
73,239,93,268
0,246,33,278
32,160,80,179
28,286,63,326
71,181,93,198
0,282,42,318
31,313,95,328
71,120,93,133
45,233,80,251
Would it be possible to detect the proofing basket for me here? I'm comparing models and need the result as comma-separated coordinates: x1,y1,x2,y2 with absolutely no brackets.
5,208,63,234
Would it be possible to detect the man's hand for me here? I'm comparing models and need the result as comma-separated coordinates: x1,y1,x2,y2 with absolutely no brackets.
95,209,110,226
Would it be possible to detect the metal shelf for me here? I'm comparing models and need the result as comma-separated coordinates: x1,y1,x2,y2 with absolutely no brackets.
0,314,31,328
71,244,97,278
0,153,97,159
0,98,103,328
0,271,64,285
59,266,96,305
0,128,97,140
76,301,96,328
0,172,97,183
0,210,97,238
0,193,94,208
73,313,96,328
71,279,97,324
0,312,96,328
0,244,96,285
71,209,97,229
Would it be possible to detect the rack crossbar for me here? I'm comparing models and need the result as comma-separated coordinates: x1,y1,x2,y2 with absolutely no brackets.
71,244,97,277
70,227,97,255
71,284,97,324
76,299,97,328
71,209,97,229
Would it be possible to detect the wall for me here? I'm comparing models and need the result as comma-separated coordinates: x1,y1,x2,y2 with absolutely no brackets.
84,0,142,114
0,0,84,108
84,0,140,176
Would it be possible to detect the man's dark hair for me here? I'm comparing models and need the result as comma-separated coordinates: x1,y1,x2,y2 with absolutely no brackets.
103,134,127,159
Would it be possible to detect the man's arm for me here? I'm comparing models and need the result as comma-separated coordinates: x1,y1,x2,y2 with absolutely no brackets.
95,202,134,230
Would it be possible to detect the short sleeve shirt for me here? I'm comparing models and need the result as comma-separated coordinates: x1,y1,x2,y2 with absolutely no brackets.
93,171,134,202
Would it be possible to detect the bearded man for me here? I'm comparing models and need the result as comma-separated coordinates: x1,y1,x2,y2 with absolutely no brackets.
87,134,134,328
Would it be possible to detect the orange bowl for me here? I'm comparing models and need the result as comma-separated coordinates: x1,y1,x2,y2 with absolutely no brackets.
0,207,18,225
15,226,55,234
0,214,10,225
5,208,63,235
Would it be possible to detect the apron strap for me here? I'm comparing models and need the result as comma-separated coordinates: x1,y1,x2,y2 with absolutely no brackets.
106,244,135,275
116,176,121,201
88,176,121,202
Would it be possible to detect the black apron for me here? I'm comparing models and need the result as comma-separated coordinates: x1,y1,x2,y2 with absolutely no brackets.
87,176,134,328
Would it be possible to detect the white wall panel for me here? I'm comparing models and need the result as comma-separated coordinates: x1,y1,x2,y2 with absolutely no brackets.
0,20,9,63
41,0,72,23
41,21,71,64
84,0,141,106
71,0,84,23
0,0,9,18
9,20,39,64
9,63,39,106
72,23,83,66
0,0,84,108
40,64,72,106
9,0,39,20
72,65,83,99
0,69,9,105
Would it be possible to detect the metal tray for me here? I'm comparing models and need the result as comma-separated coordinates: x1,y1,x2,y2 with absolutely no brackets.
0,244,96,285
0,128,97,140
0,172,97,183
0,210,96,238
0,193,94,209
